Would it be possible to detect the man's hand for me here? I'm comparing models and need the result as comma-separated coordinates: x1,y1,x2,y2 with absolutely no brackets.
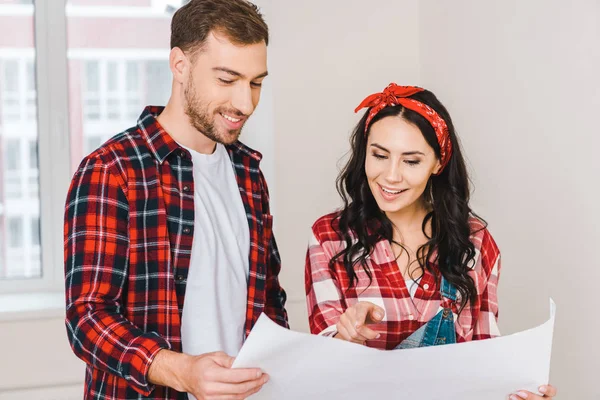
149,349,269,399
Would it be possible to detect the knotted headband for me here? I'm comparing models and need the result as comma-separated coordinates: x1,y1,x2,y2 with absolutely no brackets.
355,83,452,172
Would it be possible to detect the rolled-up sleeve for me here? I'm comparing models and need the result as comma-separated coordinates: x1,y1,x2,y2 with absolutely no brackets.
305,229,345,336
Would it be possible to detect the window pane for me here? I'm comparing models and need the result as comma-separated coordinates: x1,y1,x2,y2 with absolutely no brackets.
107,61,118,92
8,217,23,248
3,98,20,122
31,217,40,246
5,139,20,171
67,1,172,172
126,61,139,91
126,97,142,120
146,60,172,106
4,60,19,92
85,61,99,92
0,2,42,280
29,140,38,169
85,136,104,154
26,60,36,91
84,98,100,120
107,97,120,119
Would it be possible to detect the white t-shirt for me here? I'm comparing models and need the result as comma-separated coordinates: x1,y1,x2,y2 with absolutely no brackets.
405,276,422,298
180,143,250,364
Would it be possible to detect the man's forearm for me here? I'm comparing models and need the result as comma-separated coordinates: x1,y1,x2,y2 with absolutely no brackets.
148,349,191,393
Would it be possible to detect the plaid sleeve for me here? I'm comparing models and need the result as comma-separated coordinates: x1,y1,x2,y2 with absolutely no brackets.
264,232,289,328
259,172,289,328
472,230,502,340
305,228,345,336
64,155,171,396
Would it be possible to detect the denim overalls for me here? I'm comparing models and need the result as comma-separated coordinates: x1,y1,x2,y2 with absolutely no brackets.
395,276,457,349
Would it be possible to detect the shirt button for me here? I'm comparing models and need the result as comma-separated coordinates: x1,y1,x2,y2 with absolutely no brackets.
176,275,185,282
183,227,191,234
183,185,190,192
408,314,415,321
178,150,186,158
423,284,429,290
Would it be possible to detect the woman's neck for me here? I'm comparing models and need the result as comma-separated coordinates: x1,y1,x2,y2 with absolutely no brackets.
386,199,431,243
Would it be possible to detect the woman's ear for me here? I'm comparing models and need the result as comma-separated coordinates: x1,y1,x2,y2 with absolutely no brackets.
432,159,442,175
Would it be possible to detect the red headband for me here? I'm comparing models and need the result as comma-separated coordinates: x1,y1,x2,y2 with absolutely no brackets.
354,83,452,173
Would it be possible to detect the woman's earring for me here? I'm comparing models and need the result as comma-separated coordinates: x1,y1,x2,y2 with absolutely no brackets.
428,181,434,206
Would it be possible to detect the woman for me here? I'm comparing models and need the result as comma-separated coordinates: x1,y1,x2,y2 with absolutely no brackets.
305,84,557,400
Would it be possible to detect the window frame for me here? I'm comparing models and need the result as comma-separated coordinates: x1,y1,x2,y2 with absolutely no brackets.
0,0,70,293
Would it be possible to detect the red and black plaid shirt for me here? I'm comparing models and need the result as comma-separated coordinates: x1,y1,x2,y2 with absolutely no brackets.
64,106,288,400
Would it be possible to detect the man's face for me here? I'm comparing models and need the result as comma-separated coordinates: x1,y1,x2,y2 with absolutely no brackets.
183,31,268,144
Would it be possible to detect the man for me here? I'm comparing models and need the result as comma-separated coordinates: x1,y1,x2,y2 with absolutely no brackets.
64,1,288,399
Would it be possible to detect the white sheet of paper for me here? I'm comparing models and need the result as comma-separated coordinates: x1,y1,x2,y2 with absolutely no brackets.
233,299,555,400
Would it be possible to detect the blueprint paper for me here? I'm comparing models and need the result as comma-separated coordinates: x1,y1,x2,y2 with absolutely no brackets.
232,299,555,400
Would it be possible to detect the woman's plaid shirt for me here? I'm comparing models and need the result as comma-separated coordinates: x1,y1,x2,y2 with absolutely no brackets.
306,213,500,348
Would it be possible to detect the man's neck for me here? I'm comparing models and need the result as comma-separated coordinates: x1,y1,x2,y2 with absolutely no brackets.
157,100,217,155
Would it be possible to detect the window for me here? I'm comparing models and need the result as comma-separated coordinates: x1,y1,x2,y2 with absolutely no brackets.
77,58,170,150
0,1,42,285
0,0,180,291
66,1,173,173
0,0,42,282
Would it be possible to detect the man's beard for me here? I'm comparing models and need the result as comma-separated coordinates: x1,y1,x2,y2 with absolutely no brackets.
184,75,245,145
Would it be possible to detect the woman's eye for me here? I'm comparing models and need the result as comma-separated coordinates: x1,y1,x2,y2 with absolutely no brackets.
404,160,421,166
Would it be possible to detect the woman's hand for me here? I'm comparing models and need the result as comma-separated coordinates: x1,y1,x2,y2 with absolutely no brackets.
510,384,557,399
333,301,385,345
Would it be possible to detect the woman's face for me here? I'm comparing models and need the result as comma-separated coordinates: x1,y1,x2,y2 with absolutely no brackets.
365,116,441,216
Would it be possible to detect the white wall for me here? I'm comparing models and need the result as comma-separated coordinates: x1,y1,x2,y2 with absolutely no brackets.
419,1,599,398
0,313,84,398
265,0,597,397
